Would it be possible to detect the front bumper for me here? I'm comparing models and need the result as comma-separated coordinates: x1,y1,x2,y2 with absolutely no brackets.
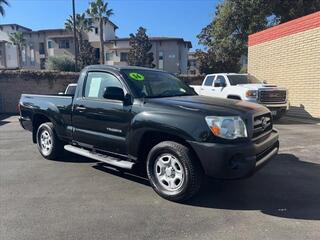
19,116,32,131
188,129,279,179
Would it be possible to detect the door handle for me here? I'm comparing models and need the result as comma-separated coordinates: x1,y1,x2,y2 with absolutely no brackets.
211,89,215,91
76,106,86,111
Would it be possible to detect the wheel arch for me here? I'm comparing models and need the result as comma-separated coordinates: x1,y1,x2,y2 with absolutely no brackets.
135,130,203,170
32,114,53,143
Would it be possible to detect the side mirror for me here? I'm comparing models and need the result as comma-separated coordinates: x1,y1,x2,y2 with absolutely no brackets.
263,80,268,84
103,87,125,101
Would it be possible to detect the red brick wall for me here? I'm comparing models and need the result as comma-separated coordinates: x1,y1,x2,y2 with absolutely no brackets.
249,11,320,47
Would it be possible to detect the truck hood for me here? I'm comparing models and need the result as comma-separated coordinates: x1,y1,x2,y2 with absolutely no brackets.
236,83,284,90
146,95,267,117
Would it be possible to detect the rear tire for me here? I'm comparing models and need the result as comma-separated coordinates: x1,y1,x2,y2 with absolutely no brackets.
146,141,203,202
36,122,64,160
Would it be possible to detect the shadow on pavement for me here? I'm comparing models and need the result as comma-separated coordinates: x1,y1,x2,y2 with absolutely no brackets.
89,153,320,221
186,153,320,220
0,120,10,126
275,116,320,125
52,151,98,163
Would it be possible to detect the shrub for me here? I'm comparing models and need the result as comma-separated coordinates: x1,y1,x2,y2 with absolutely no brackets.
46,55,78,72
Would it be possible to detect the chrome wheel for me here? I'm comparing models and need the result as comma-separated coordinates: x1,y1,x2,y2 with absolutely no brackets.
39,130,52,155
154,154,185,191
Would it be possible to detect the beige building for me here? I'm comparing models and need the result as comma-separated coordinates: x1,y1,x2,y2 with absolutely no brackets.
0,20,118,69
0,20,192,74
248,11,320,119
105,37,192,74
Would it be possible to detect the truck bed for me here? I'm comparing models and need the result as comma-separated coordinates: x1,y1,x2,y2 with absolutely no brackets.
19,94,74,140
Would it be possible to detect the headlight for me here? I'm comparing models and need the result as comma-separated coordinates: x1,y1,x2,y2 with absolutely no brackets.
205,116,247,139
245,90,257,98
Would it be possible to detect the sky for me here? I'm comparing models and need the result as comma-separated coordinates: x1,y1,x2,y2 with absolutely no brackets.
0,0,219,50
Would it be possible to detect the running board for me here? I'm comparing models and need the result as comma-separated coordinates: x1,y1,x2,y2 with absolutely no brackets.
64,145,134,169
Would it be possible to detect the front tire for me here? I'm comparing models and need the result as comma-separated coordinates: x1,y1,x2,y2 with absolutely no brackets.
36,122,63,160
146,141,203,202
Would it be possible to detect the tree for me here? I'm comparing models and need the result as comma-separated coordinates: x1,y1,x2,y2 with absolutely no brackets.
87,0,113,65
0,0,9,16
195,50,239,74
128,27,155,68
78,40,98,68
198,0,269,72
65,13,96,68
9,32,26,68
65,13,93,49
197,0,319,73
270,0,320,24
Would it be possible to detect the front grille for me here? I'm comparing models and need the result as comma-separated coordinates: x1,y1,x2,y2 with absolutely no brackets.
253,113,273,139
259,90,286,103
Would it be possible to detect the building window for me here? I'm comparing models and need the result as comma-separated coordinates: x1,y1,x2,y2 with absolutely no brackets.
21,47,26,64
158,51,164,69
30,46,35,65
120,52,128,62
40,58,46,69
168,54,175,59
48,41,53,49
95,27,99,34
95,48,100,60
59,40,70,49
39,42,45,54
106,52,113,61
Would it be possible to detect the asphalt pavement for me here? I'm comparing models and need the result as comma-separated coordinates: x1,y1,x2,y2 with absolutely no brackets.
1,115,320,240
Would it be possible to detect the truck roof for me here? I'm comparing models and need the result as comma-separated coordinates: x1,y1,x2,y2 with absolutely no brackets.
84,65,165,72
206,73,247,76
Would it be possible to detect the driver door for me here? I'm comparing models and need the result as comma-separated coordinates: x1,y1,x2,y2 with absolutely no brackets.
72,71,133,155
200,75,216,97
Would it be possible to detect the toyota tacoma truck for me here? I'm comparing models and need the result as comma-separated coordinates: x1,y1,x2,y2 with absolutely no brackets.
191,73,288,120
19,65,279,202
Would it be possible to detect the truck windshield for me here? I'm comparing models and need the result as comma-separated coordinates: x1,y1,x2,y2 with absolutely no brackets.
228,74,262,85
121,69,196,98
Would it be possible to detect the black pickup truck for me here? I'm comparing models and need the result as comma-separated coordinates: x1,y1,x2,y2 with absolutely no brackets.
19,65,279,202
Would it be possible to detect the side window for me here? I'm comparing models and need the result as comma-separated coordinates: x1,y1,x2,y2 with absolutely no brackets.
204,75,215,86
84,72,123,100
214,75,227,87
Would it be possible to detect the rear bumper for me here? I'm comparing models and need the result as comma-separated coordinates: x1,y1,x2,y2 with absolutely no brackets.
188,129,279,179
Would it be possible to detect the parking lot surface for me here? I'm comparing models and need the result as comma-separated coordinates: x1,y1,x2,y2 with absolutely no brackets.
1,115,320,240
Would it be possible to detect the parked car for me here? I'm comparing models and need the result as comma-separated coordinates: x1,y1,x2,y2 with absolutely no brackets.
58,83,77,96
18,66,279,202
191,73,288,120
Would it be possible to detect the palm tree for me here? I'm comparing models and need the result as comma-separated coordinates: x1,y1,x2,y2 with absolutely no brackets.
86,0,113,64
65,13,93,51
0,0,9,16
9,32,26,68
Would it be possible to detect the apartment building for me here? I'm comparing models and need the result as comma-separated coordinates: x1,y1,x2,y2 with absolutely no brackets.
0,20,192,74
0,20,118,70
105,37,192,74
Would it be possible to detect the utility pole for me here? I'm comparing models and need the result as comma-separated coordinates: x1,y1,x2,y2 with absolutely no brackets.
72,0,78,71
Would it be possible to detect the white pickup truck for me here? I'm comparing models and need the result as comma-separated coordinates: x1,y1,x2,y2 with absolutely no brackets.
191,73,288,119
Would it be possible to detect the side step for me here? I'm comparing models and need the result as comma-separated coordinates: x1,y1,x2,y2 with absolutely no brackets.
64,145,134,170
